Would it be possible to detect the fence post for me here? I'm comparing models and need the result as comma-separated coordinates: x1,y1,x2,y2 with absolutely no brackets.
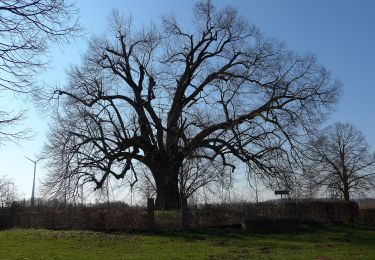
147,198,155,230
181,197,188,229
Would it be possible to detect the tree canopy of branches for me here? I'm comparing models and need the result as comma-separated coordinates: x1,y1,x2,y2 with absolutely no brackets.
44,1,340,209
306,123,375,201
0,0,79,143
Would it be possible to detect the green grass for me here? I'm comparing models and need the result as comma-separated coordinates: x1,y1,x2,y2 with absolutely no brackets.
0,224,374,259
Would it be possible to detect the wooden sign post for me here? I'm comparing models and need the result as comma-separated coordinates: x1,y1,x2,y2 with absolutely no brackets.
274,190,289,199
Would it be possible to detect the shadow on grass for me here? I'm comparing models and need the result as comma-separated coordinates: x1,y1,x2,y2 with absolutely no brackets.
27,221,372,248
125,225,245,241
121,222,375,247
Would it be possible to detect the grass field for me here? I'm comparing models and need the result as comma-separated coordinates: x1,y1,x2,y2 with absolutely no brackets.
0,224,374,259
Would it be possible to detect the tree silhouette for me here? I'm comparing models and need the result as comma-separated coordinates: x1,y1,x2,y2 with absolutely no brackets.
306,123,375,201
44,1,340,209
0,175,17,207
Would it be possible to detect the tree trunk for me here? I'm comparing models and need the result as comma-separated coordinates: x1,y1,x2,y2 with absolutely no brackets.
343,185,350,201
155,174,180,210
152,160,181,210
342,175,350,201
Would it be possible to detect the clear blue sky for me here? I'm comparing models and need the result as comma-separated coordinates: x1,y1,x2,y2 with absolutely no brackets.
1,0,374,198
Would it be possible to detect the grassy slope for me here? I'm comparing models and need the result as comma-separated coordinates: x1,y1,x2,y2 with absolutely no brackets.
0,224,374,259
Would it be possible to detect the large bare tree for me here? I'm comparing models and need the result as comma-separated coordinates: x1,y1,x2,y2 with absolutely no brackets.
0,0,79,142
306,123,375,201
44,1,340,209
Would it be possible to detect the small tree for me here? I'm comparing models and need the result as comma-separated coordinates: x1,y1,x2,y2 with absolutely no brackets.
0,175,17,207
300,165,320,199
307,123,375,201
